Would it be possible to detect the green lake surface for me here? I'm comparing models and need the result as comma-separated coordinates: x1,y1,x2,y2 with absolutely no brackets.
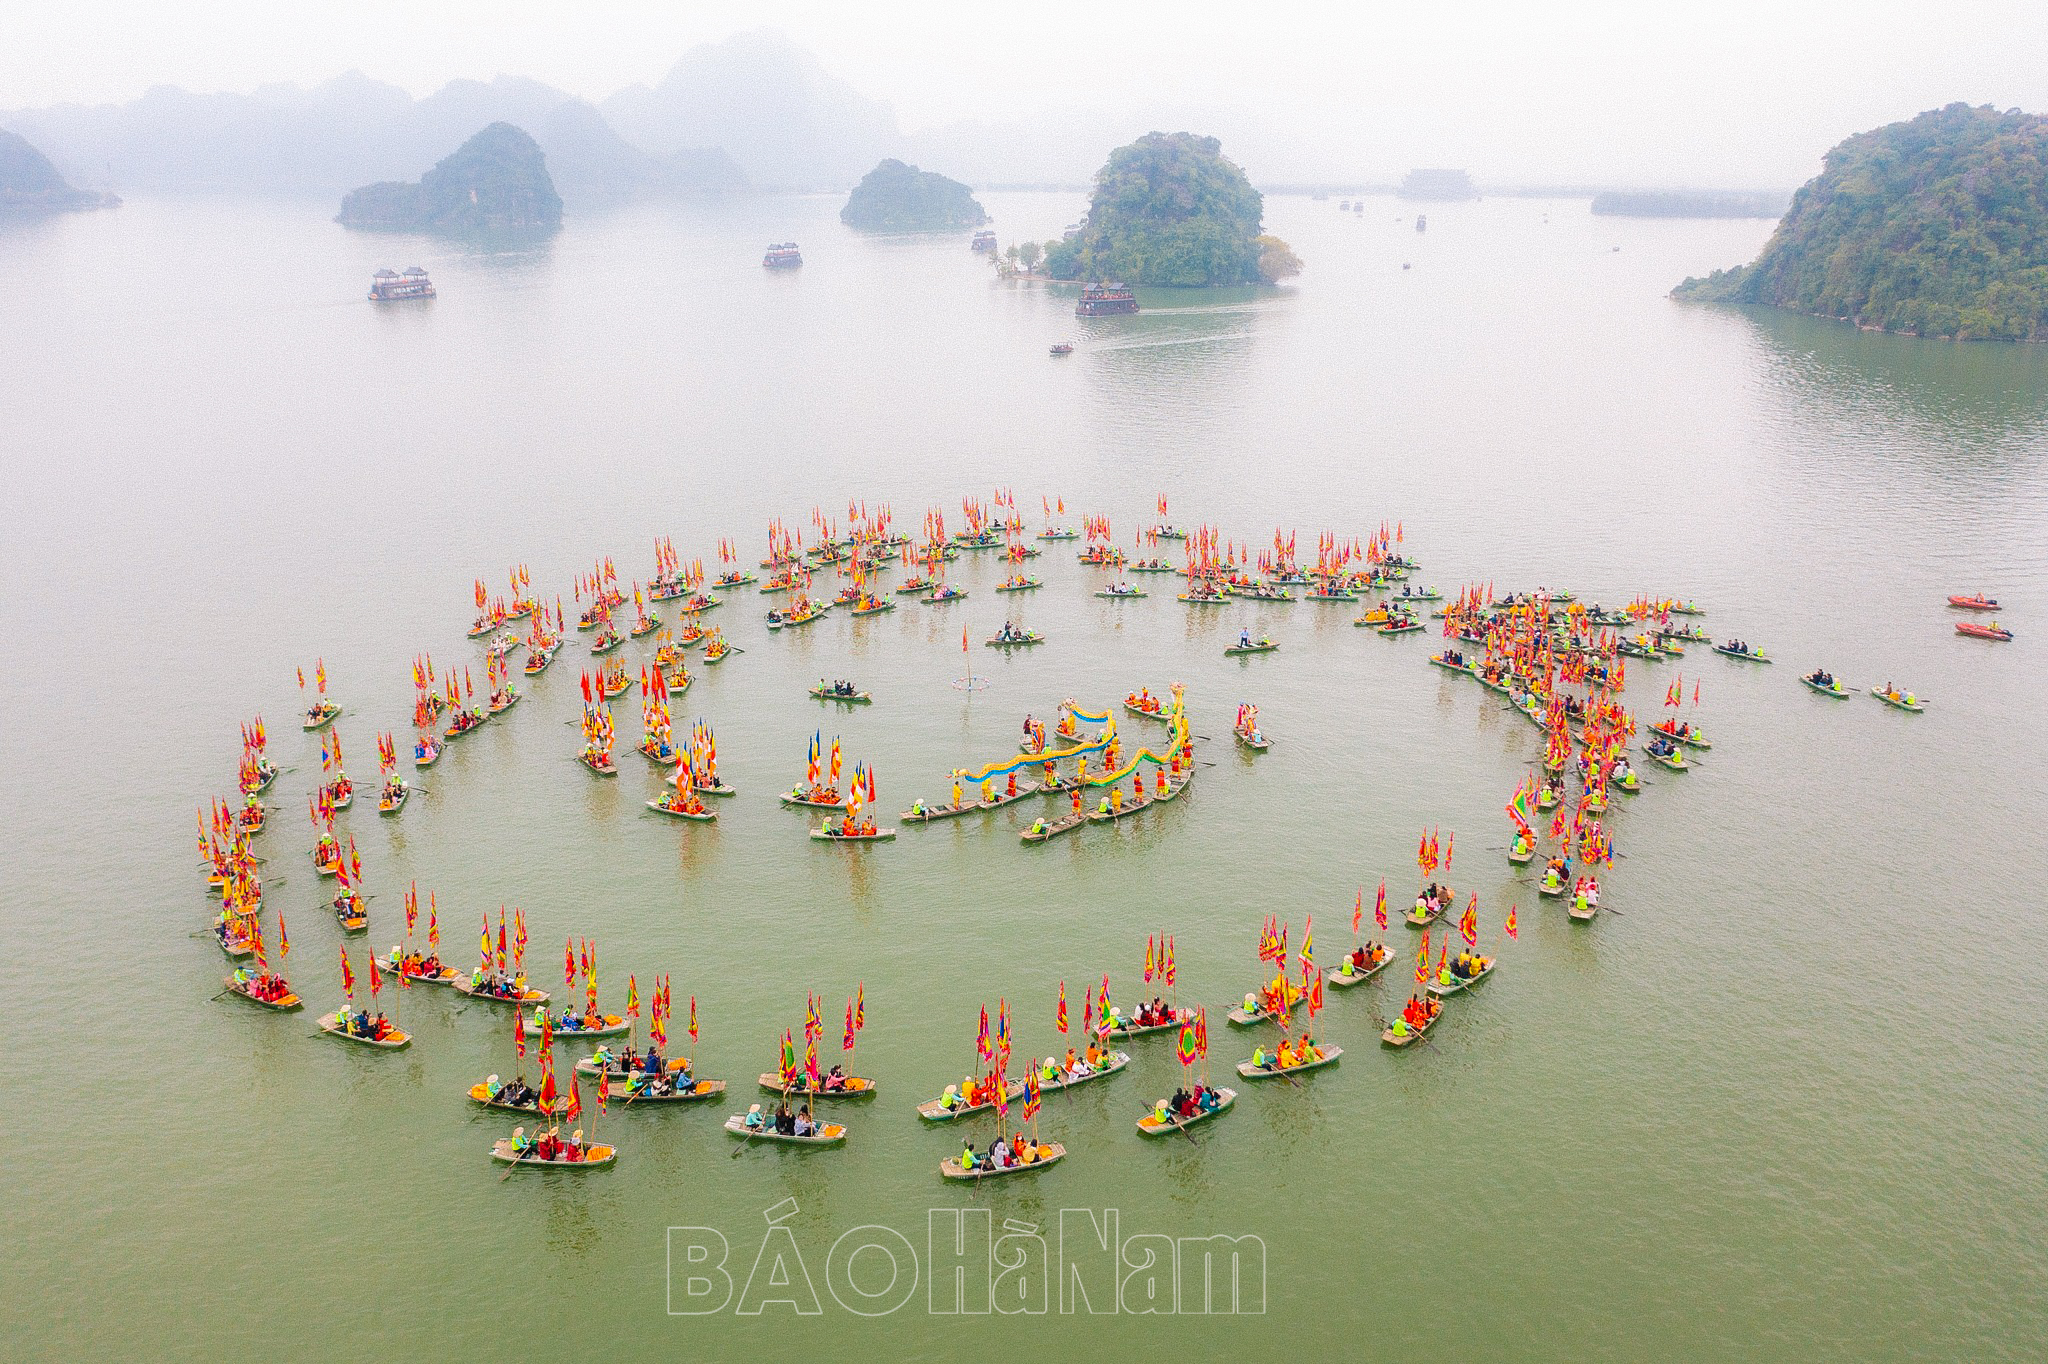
3,190,2045,1359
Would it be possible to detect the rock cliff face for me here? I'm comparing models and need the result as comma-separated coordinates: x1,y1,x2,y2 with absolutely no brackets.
0,128,119,213
338,123,562,233
1674,104,2048,341
839,159,987,231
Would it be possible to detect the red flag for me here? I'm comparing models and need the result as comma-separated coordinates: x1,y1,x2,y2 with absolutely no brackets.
515,1012,527,1059
564,1075,583,1124
339,946,356,998
1056,981,1068,1033
1505,904,1520,940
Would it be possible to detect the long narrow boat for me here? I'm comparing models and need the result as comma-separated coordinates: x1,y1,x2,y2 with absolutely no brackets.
1084,795,1154,823
811,827,897,843
1425,960,1497,997
1095,587,1149,600
901,801,977,823
1037,1051,1131,1095
1376,619,1427,636
985,632,1045,648
223,976,303,1010
1021,811,1087,843
538,1014,630,1041
977,786,1038,811
1235,1046,1342,1080
1946,595,1999,611
1109,1008,1195,1039
318,1012,411,1048
916,1079,1026,1123
1871,688,1928,713
1712,645,1773,663
646,798,716,821
809,687,873,704
1800,676,1856,698
724,1115,847,1146
995,578,1043,593
756,1074,879,1098
1381,1008,1442,1047
1955,622,2014,641
490,1139,616,1168
940,1143,1065,1180
1642,744,1690,771
1647,723,1712,750
302,702,342,731
1122,702,1171,722
1327,949,1392,988
1137,1089,1236,1136
468,1081,540,1113
1233,727,1271,752
779,789,845,811
383,954,459,986
1223,640,1279,656
450,979,549,1005
615,1077,727,1104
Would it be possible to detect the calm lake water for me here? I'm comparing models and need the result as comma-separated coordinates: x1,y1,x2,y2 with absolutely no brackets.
3,189,2046,1359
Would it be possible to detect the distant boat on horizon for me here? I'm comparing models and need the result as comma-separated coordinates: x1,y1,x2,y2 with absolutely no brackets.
762,242,802,269
368,266,434,302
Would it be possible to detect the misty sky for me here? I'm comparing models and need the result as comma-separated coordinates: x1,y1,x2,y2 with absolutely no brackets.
9,0,2048,185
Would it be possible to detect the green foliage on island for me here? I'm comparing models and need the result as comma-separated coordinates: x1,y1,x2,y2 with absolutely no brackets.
0,128,118,213
1674,104,2048,341
1592,189,1787,219
1045,132,1299,287
337,122,563,233
839,158,987,231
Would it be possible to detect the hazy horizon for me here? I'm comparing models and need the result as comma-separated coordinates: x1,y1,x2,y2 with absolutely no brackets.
8,2,2048,187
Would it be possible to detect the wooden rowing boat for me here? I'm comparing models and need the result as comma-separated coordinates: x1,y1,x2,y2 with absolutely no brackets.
615,1077,725,1104
755,1074,878,1098
541,1015,629,1040
1712,646,1772,663
1095,588,1148,599
1235,1045,1342,1080
580,753,619,776
1021,811,1086,843
917,1080,1026,1122
811,827,896,843
995,579,1043,593
1648,724,1712,749
450,979,549,1005
1642,744,1690,771
318,1013,410,1048
1084,796,1154,823
645,799,716,821
1426,960,1496,997
1800,676,1855,698
384,957,459,985
809,687,873,704
724,1115,847,1145
1508,840,1535,865
1137,1088,1236,1136
1038,1051,1130,1094
1405,901,1447,927
1109,1010,1193,1038
378,784,409,816
1568,895,1599,922
977,787,1037,811
1871,689,1928,712
302,704,341,731
985,633,1044,648
1122,702,1170,722
223,978,303,1010
924,589,968,605
1327,951,1392,988
491,1139,616,1168
1381,1010,1440,1047
940,1143,1065,1180
901,801,977,822
779,789,845,810
468,1082,540,1112
1223,641,1278,655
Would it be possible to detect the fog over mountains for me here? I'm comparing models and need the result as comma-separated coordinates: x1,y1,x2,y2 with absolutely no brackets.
0,30,961,204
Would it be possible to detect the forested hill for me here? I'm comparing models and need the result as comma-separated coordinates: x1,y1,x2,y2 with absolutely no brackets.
1674,104,2048,341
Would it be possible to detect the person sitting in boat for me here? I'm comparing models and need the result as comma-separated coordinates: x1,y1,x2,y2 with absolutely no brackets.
743,1103,765,1129
822,1065,848,1092
793,1107,816,1137
938,1084,962,1111
960,1140,980,1170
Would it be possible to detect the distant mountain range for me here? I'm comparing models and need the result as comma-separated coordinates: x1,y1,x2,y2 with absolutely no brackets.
0,127,119,213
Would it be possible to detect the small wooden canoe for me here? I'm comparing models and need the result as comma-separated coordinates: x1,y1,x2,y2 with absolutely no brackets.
901,801,977,823
1178,594,1230,605
1233,728,1270,751
849,601,896,617
1800,677,1856,698
450,980,549,1005
811,827,897,843
1327,952,1392,988
1405,902,1447,927
491,1139,616,1168
645,799,716,821
1137,1089,1237,1136
302,704,342,731
940,1143,1065,1180
924,590,969,605
223,978,303,1010
1035,1051,1130,1095
385,960,459,986
615,1077,725,1104
1021,811,1087,843
1084,796,1153,823
1568,896,1599,922
1426,960,1497,997
1095,588,1148,599
469,1082,540,1112
1109,1011,1193,1038
1377,620,1426,636
780,790,845,810
1648,725,1712,749
1508,842,1535,865
1712,646,1772,663
1871,690,1928,712
809,687,873,704
995,579,1043,593
1381,1012,1440,1047
976,787,1036,811
1538,873,1569,897
756,1074,878,1098
1122,702,1170,722
540,1015,629,1041
1643,745,1690,771
724,1116,847,1145
318,1013,410,1048
580,753,620,777
333,903,368,934
378,785,410,816
1236,1046,1342,1080
1224,641,1279,655
917,1080,1026,1122
985,633,1044,648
